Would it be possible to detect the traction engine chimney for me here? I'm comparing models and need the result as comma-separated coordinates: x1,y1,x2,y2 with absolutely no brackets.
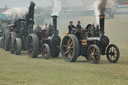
52,15,58,34
99,15,105,35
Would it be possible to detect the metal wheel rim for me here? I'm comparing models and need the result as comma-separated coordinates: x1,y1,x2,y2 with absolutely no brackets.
42,45,48,59
88,46,99,62
108,46,118,61
62,37,74,59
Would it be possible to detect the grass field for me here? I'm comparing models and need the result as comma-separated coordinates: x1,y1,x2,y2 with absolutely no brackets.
0,15,128,85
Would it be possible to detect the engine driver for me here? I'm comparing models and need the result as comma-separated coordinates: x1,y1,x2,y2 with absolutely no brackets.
76,21,82,32
68,21,76,34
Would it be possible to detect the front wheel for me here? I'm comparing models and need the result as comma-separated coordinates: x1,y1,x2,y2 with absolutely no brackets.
106,44,120,63
87,44,101,64
9,32,16,54
14,38,22,55
42,44,51,59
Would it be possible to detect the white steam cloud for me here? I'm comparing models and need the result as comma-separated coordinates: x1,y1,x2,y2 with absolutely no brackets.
52,0,62,16
3,7,28,20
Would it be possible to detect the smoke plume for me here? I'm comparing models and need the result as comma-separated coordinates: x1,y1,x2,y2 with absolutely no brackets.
94,0,108,24
52,0,61,16
98,0,108,15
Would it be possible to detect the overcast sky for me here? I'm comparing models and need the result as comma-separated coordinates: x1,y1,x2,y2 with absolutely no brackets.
0,0,96,8
0,0,52,8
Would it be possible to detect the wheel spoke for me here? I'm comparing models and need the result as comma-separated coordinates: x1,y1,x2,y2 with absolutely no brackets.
65,38,68,42
64,50,69,55
63,45,68,47
66,39,69,45
69,42,73,46
109,47,117,61
110,47,112,52
112,55,115,60
93,48,96,53
69,50,73,54
70,47,74,49
110,55,113,60
113,56,115,60
67,38,72,46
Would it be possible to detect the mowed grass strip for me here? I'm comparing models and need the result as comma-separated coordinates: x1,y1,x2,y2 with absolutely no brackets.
0,49,128,85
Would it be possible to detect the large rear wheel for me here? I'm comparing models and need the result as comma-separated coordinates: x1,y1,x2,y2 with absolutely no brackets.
27,34,39,58
106,44,120,63
87,44,101,64
61,34,79,62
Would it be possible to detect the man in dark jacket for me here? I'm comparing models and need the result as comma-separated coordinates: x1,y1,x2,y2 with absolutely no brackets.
68,21,76,34
76,21,82,39
76,21,82,32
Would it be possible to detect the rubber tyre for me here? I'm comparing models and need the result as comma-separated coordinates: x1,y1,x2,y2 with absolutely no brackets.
27,34,39,58
42,44,51,59
14,38,22,55
87,44,101,64
61,34,79,62
106,44,120,63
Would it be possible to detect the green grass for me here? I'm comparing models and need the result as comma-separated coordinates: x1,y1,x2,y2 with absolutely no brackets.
0,15,128,85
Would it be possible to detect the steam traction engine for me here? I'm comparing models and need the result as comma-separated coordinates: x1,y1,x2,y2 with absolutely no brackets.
0,20,14,50
9,1,35,55
27,15,61,59
61,15,120,64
